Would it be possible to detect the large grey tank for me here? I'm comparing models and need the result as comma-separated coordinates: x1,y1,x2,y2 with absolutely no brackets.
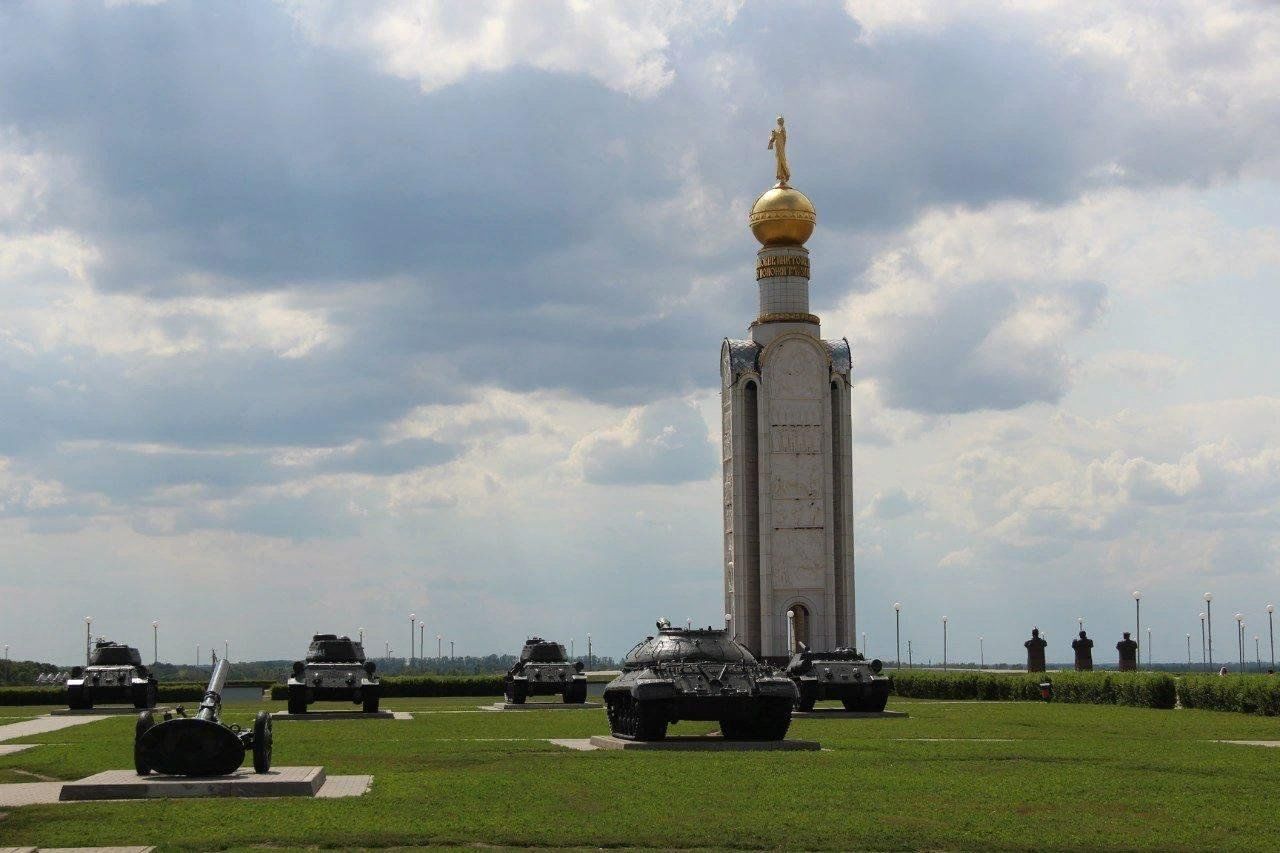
286,634,379,714
603,621,797,740
66,640,157,710
504,637,587,704
784,645,889,712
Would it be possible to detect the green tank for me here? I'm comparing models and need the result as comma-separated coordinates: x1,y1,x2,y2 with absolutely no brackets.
603,621,797,740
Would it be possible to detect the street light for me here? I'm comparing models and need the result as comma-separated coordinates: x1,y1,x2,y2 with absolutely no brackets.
1235,614,1245,671
437,634,442,658
1205,592,1214,667
1267,604,1275,669
1132,591,1141,669
84,616,92,667
1146,627,1151,667
1199,612,1207,671
410,613,416,664
420,623,424,665
893,602,902,669
450,640,454,659
1186,633,1191,669
196,643,200,666
862,631,868,657
787,609,795,654
358,627,364,645
979,636,984,670
152,621,159,666
224,640,229,663
942,616,948,672
1255,635,1261,673
587,633,592,669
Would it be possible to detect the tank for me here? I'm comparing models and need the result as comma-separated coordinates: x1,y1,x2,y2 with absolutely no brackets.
784,645,889,712
504,637,587,704
286,634,380,714
603,621,797,740
66,640,158,710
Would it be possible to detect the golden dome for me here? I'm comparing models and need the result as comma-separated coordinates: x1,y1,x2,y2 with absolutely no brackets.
749,185,816,247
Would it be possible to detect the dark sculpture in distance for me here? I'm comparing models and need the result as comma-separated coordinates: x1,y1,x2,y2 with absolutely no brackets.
1117,632,1138,671
603,621,797,740
287,634,380,714
784,644,889,712
504,637,587,704
1072,631,1095,671
66,640,157,710
1025,628,1048,673
134,659,272,776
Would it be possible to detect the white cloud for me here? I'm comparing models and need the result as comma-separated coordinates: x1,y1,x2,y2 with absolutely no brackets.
284,0,741,98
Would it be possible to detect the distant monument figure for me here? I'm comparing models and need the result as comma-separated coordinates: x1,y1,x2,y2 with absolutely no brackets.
1117,632,1138,671
768,116,790,186
1024,628,1048,672
1071,630,1094,671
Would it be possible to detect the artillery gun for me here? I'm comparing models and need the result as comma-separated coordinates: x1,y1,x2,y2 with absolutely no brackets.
66,639,157,710
134,658,272,776
784,645,890,712
603,621,797,741
287,634,380,714
504,637,587,704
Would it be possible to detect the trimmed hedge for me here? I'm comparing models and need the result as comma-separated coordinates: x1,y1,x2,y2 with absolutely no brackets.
1179,675,1280,716
889,670,1177,709
269,674,506,700
0,682,212,706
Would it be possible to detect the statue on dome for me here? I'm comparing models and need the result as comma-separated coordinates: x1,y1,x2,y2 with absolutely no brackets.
768,115,790,186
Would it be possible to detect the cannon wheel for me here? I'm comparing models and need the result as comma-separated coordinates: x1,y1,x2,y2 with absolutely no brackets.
286,684,307,715
134,711,155,775
252,711,273,773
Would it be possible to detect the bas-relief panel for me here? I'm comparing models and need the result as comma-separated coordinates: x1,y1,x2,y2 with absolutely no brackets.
773,499,823,529
770,425,822,452
770,453,823,499
768,339,825,388
772,528,825,589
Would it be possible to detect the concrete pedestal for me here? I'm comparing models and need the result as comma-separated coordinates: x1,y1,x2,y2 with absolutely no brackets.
59,766,327,801
480,702,602,711
588,734,819,751
790,709,909,719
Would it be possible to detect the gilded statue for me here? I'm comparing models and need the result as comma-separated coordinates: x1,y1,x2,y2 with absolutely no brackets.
768,115,790,186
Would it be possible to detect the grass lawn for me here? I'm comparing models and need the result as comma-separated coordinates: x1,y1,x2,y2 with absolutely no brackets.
1,695,1278,850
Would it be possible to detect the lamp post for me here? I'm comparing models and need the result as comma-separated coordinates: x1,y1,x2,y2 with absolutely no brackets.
587,633,592,669
224,640,229,663
942,616,948,672
1205,592,1214,667
84,616,92,666
893,602,902,669
1146,627,1151,667
152,621,159,666
358,627,364,645
907,639,912,669
979,636,984,670
1235,614,1245,671
196,643,200,666
571,638,575,658
1186,633,1191,669
1255,635,1261,673
420,624,424,665
450,640,454,659
437,634,442,658
787,610,795,654
410,614,416,664
1132,591,1141,669
1199,613,1207,671
1267,605,1275,669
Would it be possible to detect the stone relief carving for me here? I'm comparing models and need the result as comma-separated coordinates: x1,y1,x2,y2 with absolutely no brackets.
771,454,823,499
771,425,822,453
773,499,823,529
772,528,825,588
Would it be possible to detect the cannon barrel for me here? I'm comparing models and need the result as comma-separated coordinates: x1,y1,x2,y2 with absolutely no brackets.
196,658,230,722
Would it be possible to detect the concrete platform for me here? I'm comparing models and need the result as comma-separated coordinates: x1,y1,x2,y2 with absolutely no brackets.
588,734,819,751
791,709,909,719
59,766,327,801
50,707,166,717
271,710,395,721
480,702,602,711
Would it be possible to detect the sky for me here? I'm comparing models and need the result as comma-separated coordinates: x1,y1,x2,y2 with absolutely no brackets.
2,0,1279,667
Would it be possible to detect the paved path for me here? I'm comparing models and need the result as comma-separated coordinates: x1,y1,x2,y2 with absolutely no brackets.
0,716,107,743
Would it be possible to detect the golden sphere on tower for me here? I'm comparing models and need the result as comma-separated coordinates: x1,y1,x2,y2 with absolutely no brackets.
749,185,816,247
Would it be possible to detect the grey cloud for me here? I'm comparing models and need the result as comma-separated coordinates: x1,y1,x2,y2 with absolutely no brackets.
314,438,459,476
865,488,923,521
579,399,716,486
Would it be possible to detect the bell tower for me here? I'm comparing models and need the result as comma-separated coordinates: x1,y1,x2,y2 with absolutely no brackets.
720,117,855,658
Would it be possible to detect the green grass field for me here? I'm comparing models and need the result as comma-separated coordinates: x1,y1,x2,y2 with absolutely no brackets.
1,695,1277,851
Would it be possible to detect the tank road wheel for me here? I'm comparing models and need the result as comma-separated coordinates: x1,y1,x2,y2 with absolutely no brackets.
632,698,668,741
134,711,155,775
362,687,380,714
605,693,628,736
253,711,273,773
794,683,817,713
287,684,307,715
505,679,528,705
717,715,749,740
756,697,793,741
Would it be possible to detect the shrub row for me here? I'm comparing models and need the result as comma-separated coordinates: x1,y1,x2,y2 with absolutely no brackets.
0,682,209,705
1179,674,1280,716
269,674,506,700
889,670,1177,709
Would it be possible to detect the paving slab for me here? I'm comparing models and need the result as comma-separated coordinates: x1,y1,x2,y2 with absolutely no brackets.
479,702,602,711
791,709,909,719
1214,739,1280,747
271,710,395,721
0,715,106,743
547,738,599,751
0,781,65,807
0,744,36,755
316,774,373,798
49,707,167,717
40,848,154,852
588,734,820,751
59,766,327,801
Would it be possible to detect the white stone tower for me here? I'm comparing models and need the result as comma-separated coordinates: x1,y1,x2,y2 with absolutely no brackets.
721,121,855,658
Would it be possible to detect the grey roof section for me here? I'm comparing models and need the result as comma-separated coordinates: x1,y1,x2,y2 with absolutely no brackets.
824,338,852,376
721,339,761,384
